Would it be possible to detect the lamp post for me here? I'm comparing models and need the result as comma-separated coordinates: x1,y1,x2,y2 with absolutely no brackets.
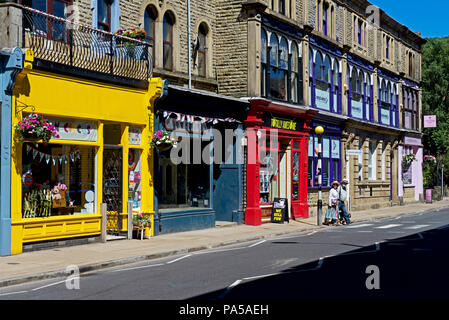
315,126,324,225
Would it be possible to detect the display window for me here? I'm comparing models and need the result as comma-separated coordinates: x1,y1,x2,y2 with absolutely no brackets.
21,143,97,218
128,149,142,211
158,139,211,210
308,134,340,187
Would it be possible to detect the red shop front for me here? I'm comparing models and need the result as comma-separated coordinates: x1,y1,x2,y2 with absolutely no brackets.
245,99,317,225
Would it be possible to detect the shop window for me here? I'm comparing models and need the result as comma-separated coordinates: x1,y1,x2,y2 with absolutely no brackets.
158,140,211,209
128,149,142,211
308,134,340,187
402,147,413,185
22,143,96,218
260,145,278,203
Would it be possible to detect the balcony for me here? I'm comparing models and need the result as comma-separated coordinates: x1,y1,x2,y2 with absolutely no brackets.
4,4,152,87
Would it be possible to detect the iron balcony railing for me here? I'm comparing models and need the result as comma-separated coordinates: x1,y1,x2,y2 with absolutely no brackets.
22,6,152,83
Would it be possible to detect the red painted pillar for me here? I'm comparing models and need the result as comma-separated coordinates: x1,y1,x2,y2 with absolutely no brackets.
245,127,262,225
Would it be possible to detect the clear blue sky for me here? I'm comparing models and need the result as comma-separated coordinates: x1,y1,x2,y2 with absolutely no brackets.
369,0,449,38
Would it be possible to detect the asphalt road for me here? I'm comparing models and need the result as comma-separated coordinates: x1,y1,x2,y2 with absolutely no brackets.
1,207,449,302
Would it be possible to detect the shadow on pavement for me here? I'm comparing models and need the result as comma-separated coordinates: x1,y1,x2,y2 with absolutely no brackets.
189,225,449,301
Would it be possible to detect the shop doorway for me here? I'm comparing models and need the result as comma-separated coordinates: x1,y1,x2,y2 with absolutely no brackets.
103,146,123,235
278,139,292,216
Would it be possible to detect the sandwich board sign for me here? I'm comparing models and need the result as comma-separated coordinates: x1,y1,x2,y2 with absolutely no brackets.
271,198,289,223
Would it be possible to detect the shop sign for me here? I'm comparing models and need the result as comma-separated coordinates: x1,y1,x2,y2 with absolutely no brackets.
423,115,436,128
264,113,303,131
346,149,362,156
47,117,97,142
129,126,142,145
404,137,421,146
315,85,330,111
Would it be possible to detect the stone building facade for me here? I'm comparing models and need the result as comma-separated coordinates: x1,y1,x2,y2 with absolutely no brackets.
8,0,425,220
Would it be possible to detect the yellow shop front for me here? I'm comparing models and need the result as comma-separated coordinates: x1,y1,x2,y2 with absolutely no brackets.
10,69,162,254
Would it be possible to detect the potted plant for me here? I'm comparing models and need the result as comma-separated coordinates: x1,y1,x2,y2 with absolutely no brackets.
15,113,59,143
133,212,151,227
150,130,178,151
114,28,146,58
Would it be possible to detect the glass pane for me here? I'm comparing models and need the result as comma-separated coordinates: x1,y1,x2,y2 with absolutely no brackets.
32,0,47,12
163,16,173,42
308,158,313,187
322,158,329,186
269,34,278,66
332,159,339,182
331,138,340,158
98,0,108,25
322,137,330,158
53,0,65,18
163,43,173,70
259,151,278,203
261,29,267,64
279,37,288,70
198,51,206,77
103,124,122,145
269,67,287,100
315,53,322,80
290,73,298,103
324,56,331,83
128,149,142,211
291,42,298,72
22,143,97,218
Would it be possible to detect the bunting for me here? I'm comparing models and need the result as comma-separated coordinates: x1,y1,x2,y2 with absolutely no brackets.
25,144,81,166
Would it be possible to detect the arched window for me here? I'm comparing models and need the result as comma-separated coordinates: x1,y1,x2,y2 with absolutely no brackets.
378,78,397,127
260,30,302,104
163,11,175,71
349,65,371,120
323,2,328,36
197,23,208,77
144,5,157,67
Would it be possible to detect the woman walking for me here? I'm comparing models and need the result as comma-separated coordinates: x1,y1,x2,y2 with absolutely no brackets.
324,181,340,226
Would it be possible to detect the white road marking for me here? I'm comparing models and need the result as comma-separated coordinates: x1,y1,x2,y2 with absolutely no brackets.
108,263,165,273
248,240,266,248
31,278,75,291
166,254,192,264
347,223,373,228
404,224,430,230
0,290,28,297
375,224,402,229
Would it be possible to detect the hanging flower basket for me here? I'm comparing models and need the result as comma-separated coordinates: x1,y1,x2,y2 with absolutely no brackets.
15,113,59,143
403,153,417,165
423,155,437,165
151,130,177,151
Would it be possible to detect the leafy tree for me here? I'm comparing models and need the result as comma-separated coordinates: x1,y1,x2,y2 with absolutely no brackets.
422,37,449,186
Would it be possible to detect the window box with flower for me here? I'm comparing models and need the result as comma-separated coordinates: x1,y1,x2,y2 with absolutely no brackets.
114,28,146,59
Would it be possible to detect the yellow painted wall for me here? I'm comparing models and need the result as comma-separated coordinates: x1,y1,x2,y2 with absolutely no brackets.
11,67,163,254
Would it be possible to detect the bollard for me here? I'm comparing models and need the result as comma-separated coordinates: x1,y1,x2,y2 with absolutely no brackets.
100,203,107,243
127,201,133,240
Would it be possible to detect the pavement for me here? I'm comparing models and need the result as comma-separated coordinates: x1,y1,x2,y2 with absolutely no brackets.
1,198,449,288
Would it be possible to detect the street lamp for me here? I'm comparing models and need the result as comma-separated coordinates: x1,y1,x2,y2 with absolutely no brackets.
315,126,324,226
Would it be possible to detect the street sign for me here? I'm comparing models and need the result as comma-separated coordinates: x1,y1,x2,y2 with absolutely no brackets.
346,149,362,156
